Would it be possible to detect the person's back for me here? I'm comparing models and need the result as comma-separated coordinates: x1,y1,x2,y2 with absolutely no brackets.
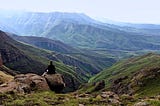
47,61,56,74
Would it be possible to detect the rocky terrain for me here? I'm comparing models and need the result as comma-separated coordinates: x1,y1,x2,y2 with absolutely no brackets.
0,73,66,93
90,53,160,97
0,53,160,105
0,80,160,106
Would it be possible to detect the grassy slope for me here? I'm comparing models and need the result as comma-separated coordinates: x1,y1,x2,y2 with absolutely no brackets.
14,41,87,82
0,69,13,84
0,71,13,83
0,31,87,93
89,53,160,96
10,35,117,75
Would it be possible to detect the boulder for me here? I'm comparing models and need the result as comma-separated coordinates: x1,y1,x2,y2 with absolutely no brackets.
62,75,80,92
134,101,150,106
101,91,119,100
44,73,65,93
0,73,50,93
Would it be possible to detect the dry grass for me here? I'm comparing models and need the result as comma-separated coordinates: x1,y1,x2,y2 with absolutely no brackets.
0,71,14,84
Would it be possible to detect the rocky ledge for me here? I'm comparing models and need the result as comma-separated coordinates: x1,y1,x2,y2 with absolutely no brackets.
0,73,65,93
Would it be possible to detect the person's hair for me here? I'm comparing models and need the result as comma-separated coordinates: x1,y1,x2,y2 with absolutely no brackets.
50,61,53,65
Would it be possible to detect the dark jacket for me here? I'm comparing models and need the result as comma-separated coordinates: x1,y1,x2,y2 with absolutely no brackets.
47,64,56,74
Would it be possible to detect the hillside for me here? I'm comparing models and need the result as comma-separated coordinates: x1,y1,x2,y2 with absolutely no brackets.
0,29,118,92
0,30,90,92
9,34,116,74
0,30,46,74
44,22,160,51
9,34,79,54
90,53,160,97
1,54,160,106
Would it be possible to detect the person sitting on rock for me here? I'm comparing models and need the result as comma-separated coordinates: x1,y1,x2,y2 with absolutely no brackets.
46,61,56,74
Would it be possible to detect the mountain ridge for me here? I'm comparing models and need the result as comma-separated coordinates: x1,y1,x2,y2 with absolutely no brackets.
9,33,116,74
1,11,160,56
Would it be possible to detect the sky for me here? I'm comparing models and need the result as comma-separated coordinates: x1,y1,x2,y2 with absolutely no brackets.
0,0,160,24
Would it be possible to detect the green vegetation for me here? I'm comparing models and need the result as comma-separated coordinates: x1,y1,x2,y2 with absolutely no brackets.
0,91,114,106
0,30,89,92
90,53,160,97
11,35,117,75
137,77,160,97
149,100,160,106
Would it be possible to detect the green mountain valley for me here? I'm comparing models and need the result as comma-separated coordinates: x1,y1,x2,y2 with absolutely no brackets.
0,10,160,106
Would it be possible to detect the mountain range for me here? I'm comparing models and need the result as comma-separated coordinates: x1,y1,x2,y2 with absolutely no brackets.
1,11,160,59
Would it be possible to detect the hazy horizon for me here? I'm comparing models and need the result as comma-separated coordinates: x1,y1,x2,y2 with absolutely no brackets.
0,0,160,24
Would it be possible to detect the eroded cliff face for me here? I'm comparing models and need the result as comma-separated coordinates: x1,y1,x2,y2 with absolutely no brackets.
0,30,46,74
0,30,27,66
0,48,26,64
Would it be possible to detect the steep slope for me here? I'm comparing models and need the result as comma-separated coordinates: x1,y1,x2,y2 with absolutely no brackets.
0,70,13,84
90,53,160,96
9,34,79,54
9,34,116,74
0,30,46,74
0,30,89,92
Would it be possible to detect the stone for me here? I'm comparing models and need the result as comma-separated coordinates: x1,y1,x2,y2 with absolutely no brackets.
96,95,102,100
108,98,120,104
0,73,50,93
79,104,84,106
78,93,90,98
134,102,150,106
44,73,65,93
15,73,50,92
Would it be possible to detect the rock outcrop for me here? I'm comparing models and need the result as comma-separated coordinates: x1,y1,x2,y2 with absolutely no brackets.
0,73,50,93
111,67,160,95
44,73,65,93
62,75,80,92
0,72,66,93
